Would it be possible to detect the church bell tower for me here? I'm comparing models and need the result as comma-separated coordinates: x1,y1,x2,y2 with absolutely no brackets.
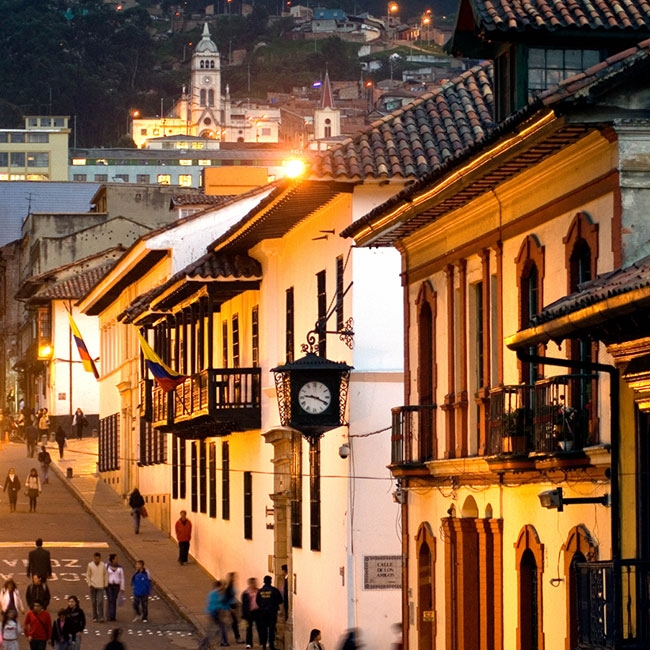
191,23,222,137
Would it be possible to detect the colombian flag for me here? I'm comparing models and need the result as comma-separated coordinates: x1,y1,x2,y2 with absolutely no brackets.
137,331,187,393
67,313,100,379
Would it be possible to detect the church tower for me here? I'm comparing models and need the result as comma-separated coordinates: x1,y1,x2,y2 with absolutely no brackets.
191,23,222,137
313,71,341,142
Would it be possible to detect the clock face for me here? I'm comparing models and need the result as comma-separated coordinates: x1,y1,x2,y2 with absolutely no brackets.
298,381,332,415
203,76,211,84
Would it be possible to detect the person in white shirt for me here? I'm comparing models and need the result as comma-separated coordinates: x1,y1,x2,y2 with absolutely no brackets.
86,553,108,623
105,554,125,622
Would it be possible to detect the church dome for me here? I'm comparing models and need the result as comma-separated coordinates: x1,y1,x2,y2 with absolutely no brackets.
196,23,219,54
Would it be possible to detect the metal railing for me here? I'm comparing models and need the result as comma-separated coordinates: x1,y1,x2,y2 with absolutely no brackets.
576,559,650,649
391,404,437,465
487,384,534,455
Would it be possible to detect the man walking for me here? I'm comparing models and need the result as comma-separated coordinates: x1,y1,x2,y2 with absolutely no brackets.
24,600,52,650
27,538,52,583
175,510,192,565
25,421,39,458
131,560,152,623
256,575,283,650
86,552,108,622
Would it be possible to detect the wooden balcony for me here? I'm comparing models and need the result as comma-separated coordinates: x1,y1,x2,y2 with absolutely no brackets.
390,405,437,470
151,385,172,429
139,379,153,421
576,559,650,649
147,368,261,438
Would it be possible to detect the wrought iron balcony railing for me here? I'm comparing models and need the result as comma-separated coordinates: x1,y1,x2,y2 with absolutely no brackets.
391,404,437,465
488,374,598,456
147,368,262,437
576,559,650,649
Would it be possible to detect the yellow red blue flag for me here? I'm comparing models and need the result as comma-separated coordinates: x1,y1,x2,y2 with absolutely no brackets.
137,331,187,393
67,313,100,379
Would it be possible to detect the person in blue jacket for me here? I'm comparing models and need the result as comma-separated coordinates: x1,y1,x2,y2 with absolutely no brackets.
130,560,151,623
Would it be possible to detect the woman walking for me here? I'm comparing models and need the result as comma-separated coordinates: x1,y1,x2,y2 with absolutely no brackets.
105,554,125,622
25,467,41,513
307,629,325,650
72,409,87,440
55,426,67,460
1,607,23,650
65,595,86,650
0,579,25,616
3,468,20,512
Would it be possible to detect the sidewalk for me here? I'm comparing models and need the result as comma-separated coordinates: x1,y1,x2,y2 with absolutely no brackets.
49,435,214,638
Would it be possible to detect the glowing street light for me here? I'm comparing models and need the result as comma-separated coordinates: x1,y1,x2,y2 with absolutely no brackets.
422,15,431,45
285,159,306,179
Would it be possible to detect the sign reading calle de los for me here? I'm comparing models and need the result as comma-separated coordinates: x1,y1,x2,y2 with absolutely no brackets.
363,555,402,590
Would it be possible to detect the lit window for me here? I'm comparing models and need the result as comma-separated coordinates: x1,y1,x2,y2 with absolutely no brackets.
72,158,87,166
198,159,211,166
191,142,205,150
179,159,192,166
157,174,171,185
0,173,8,180
178,174,193,187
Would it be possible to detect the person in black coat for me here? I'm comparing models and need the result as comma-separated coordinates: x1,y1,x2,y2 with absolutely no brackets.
27,538,52,583
3,468,20,512
26,574,51,611
255,576,283,650
128,489,145,534
54,426,67,460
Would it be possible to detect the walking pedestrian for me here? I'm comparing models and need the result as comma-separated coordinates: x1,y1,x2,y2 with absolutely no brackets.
26,575,51,612
51,608,74,650
0,579,25,616
27,538,52,582
65,595,86,650
24,600,52,650
105,554,125,622
131,560,151,623
25,420,38,458
242,577,260,649
86,552,107,622
55,426,67,459
37,408,50,444
224,572,243,643
72,408,88,439
103,627,126,650
203,580,230,648
255,576,283,650
38,445,52,484
3,468,20,512
24,468,41,512
175,510,192,565
1,607,23,650
307,629,325,650
280,564,289,620
128,488,145,534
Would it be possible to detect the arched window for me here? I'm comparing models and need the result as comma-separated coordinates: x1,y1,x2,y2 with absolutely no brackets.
324,118,331,138
564,212,599,437
415,523,436,650
200,60,204,68
208,89,214,106
416,282,436,462
564,525,598,649
515,525,544,650
515,235,545,386
210,60,215,68
200,89,206,106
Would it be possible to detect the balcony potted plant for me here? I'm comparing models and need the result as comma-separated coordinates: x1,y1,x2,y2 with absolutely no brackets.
502,407,530,454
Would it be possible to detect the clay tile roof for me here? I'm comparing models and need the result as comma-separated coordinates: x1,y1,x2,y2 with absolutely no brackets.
34,263,117,300
532,254,650,324
311,61,495,180
472,0,650,32
170,194,235,207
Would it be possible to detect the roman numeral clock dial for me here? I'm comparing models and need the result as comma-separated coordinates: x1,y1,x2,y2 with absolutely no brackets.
298,381,332,415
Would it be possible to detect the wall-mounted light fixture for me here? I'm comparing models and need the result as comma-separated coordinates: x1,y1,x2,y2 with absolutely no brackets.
538,487,611,512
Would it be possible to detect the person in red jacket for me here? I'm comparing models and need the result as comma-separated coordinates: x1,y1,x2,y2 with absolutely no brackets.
175,510,192,565
24,600,52,650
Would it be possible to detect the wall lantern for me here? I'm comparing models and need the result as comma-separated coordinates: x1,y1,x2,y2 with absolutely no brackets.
538,487,611,512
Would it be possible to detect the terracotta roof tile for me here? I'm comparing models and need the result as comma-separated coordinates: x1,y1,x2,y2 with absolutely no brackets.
472,0,650,31
532,254,650,324
34,263,117,300
311,62,495,180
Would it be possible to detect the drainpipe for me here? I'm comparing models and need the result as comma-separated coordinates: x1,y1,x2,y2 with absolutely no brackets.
515,350,620,562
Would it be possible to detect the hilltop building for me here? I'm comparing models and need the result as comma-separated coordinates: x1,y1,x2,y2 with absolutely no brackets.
131,24,280,148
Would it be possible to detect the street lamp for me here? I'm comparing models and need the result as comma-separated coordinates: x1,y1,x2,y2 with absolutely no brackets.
387,2,398,39
538,487,611,512
422,15,431,45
